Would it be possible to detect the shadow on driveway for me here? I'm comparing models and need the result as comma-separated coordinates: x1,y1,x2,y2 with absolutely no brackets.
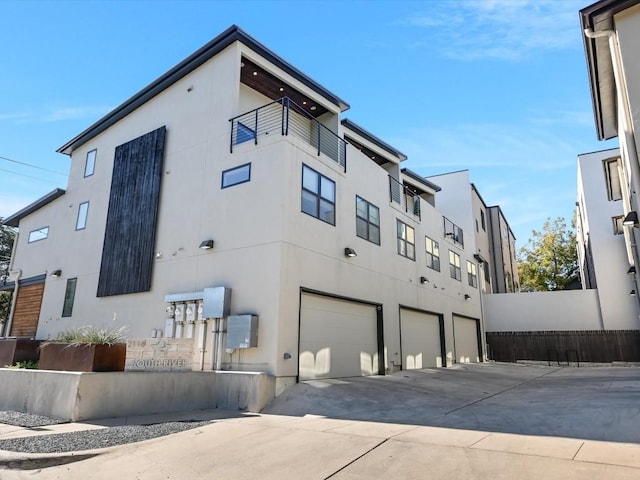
263,363,640,443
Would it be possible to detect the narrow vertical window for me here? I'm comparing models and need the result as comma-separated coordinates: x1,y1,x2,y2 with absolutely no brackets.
355,196,380,244
397,220,415,260
449,250,461,281
480,210,486,231
467,260,478,288
604,158,622,201
76,201,89,230
84,149,97,177
425,236,440,271
62,278,77,317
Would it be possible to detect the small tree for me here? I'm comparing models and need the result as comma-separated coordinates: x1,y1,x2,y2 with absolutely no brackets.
518,216,580,291
0,219,16,322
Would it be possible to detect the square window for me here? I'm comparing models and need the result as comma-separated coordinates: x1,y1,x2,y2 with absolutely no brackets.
76,201,89,230
28,226,49,243
301,165,335,225
84,149,96,177
222,163,251,188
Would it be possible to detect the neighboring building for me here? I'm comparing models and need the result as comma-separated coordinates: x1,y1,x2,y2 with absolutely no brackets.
581,0,640,319
576,148,638,328
1,26,484,394
426,170,519,294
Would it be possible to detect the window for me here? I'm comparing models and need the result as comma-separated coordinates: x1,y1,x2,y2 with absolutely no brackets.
76,201,89,230
301,165,335,225
449,250,461,281
480,210,486,231
397,220,415,260
236,122,255,145
613,215,625,235
222,163,251,188
62,278,77,317
604,158,622,201
444,217,464,247
484,261,491,284
28,226,49,243
84,149,96,177
475,219,479,232
425,236,440,271
467,260,478,288
356,196,380,244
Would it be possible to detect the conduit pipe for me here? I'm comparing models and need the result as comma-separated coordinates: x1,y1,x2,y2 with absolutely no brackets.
216,317,226,370
585,27,640,313
3,269,21,337
211,318,220,370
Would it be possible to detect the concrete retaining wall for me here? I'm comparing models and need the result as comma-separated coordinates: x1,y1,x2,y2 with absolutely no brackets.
0,369,276,421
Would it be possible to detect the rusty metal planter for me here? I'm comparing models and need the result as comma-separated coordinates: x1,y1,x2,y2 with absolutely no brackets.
0,339,42,367
39,343,126,372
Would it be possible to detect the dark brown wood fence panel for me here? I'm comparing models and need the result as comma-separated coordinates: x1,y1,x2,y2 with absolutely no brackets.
10,283,45,337
486,330,640,363
97,126,166,297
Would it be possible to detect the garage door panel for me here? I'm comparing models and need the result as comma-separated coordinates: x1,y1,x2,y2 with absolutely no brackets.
400,309,442,369
454,316,480,363
300,293,379,380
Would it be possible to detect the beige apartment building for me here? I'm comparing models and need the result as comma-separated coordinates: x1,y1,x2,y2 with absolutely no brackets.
2,26,484,393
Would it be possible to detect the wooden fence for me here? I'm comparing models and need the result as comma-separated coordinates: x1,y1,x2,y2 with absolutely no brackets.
486,330,640,364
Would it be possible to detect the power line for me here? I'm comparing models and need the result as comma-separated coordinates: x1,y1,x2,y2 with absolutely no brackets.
0,167,65,184
0,155,67,177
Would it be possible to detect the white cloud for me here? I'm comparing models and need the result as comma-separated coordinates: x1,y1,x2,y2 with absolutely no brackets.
404,0,584,60
0,105,112,124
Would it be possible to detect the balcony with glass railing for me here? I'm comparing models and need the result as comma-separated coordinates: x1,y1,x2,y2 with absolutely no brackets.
229,97,346,171
389,175,421,220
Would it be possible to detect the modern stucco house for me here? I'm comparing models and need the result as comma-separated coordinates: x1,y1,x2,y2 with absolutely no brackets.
581,0,640,316
427,170,520,295
1,26,486,394
576,148,639,327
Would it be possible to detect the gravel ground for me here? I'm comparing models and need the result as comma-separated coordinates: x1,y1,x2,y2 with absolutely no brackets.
0,411,212,454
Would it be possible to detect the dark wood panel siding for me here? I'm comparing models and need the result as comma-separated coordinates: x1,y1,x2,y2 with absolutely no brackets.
486,330,640,363
11,283,45,337
97,126,166,297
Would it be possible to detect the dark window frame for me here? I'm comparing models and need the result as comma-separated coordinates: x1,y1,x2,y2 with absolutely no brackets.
62,277,77,317
444,217,464,247
355,195,380,245
28,226,49,243
480,210,486,231
397,219,415,260
425,236,440,271
301,164,336,225
221,163,251,189
449,250,461,281
76,201,89,231
236,122,255,145
613,215,625,235
604,158,622,202
84,149,97,177
467,260,478,288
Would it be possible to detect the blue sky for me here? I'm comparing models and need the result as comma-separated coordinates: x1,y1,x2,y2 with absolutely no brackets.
0,0,616,246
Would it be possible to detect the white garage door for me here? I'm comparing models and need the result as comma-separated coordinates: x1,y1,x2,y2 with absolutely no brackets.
400,309,442,369
299,293,379,380
454,316,480,363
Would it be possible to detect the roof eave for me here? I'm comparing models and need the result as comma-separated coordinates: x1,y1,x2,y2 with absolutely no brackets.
341,118,407,162
2,188,66,227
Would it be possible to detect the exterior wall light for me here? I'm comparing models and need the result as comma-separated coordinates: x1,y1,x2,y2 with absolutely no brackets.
631,290,636,296
628,265,636,275
623,211,639,226
344,247,357,257
199,240,214,250
50,269,62,278
420,276,429,284
464,294,471,300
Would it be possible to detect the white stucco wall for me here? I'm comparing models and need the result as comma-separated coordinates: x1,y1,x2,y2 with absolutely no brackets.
483,290,602,332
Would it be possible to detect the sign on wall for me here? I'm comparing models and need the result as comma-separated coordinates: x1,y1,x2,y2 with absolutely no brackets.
125,338,193,371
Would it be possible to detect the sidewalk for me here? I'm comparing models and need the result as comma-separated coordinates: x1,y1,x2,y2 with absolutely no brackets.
2,411,640,479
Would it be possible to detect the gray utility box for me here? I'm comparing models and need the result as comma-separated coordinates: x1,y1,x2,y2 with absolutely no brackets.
227,315,258,349
202,287,232,318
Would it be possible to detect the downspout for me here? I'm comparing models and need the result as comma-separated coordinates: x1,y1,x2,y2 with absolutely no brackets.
4,269,21,337
584,28,640,317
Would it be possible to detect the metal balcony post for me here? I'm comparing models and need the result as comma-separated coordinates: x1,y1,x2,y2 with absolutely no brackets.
229,119,234,153
317,122,321,156
285,97,290,136
254,109,258,145
281,98,285,136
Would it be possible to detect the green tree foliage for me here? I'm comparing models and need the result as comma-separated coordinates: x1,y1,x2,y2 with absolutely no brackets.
0,219,16,321
518,216,580,291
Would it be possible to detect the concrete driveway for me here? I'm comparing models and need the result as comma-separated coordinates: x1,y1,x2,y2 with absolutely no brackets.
3,363,640,479
264,362,640,443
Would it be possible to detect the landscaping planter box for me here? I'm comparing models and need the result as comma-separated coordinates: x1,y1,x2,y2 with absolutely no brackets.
39,343,126,372
0,338,42,367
